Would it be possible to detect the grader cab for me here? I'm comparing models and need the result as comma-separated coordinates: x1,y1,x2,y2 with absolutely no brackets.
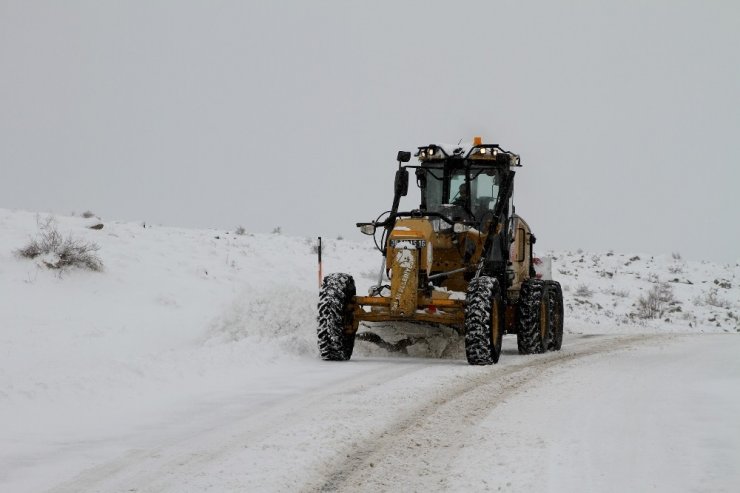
317,138,564,365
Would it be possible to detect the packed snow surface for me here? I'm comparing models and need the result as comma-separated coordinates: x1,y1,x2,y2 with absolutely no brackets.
0,208,738,492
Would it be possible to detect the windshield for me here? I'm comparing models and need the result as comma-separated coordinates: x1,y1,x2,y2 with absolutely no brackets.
421,166,501,221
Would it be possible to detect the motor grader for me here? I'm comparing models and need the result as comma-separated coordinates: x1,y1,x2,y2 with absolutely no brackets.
317,137,563,365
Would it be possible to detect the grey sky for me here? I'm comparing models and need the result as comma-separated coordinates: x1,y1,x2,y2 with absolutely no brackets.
1,1,738,263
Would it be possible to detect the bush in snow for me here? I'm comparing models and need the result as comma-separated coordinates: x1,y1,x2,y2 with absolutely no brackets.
16,216,103,272
574,284,594,298
272,226,282,235
235,225,247,235
699,288,731,309
81,210,97,219
636,282,674,319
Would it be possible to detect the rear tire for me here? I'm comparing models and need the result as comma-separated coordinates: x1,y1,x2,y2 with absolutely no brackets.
546,281,564,351
317,273,356,361
517,279,548,355
464,276,504,365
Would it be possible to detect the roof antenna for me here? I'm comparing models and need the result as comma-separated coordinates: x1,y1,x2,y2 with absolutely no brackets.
457,138,463,145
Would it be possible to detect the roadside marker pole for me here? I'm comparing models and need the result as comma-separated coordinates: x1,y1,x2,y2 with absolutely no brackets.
318,237,323,289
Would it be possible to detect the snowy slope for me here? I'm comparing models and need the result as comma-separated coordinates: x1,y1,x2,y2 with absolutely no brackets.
1,208,738,492
0,209,372,490
549,249,740,334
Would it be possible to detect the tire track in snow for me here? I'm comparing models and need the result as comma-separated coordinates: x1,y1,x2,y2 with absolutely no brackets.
47,334,669,492
48,362,431,493
310,334,667,492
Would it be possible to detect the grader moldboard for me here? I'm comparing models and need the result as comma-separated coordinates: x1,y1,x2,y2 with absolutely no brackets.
317,137,564,365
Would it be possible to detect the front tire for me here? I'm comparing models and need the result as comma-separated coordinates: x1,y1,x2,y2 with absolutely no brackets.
464,276,504,365
317,273,356,361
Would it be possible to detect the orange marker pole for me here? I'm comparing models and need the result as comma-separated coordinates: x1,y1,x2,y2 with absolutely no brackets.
317,236,323,289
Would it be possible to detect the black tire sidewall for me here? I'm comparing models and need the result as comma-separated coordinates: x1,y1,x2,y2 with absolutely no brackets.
464,276,502,365
317,273,356,360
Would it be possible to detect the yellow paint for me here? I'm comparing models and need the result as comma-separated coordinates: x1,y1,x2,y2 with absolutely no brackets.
389,246,418,317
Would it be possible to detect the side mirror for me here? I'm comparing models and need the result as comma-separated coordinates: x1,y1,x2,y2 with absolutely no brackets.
394,168,409,197
397,151,411,163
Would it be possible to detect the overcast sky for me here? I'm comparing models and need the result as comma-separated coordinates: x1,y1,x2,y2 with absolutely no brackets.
1,1,738,263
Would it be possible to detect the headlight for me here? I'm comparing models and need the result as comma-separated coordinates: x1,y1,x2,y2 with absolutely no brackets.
360,224,376,235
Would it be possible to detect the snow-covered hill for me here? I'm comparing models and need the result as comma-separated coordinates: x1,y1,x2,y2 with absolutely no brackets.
549,248,739,334
1,208,738,491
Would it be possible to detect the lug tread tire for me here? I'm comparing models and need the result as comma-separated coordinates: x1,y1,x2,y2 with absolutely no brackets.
517,279,546,355
546,281,564,351
464,276,503,365
317,273,356,361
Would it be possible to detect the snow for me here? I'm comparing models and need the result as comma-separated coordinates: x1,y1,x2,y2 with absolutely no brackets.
392,240,417,250
1,208,739,492
546,249,740,334
449,335,740,492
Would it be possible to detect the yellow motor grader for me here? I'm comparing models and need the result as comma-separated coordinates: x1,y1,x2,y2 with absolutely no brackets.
317,138,563,365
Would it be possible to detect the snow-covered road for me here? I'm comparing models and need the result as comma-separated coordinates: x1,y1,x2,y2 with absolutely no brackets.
41,333,740,493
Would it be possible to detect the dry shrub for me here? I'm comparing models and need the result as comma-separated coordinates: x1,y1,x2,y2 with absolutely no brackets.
703,288,731,309
636,282,674,319
16,216,103,272
575,284,594,298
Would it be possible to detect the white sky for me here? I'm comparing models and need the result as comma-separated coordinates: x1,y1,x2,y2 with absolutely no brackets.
1,1,738,263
